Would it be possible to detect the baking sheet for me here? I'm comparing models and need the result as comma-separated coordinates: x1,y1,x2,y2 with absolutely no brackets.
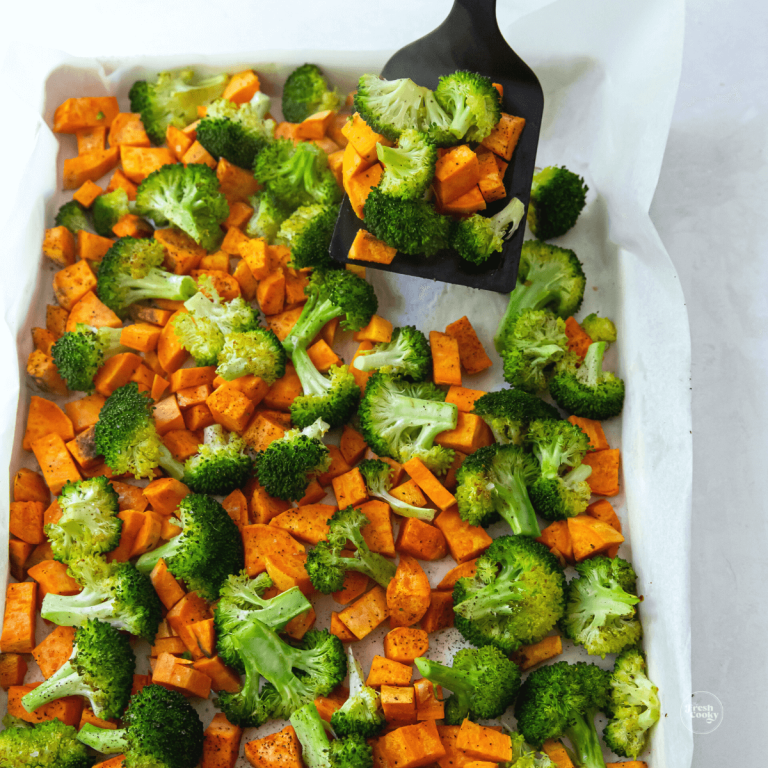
0,0,690,765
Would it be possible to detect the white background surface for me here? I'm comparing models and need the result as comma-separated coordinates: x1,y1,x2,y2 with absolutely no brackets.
0,0,764,765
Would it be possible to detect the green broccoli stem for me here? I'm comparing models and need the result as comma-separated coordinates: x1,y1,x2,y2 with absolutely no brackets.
375,144,414,180
21,660,93,714
290,703,332,768
448,101,473,139
77,723,129,754
353,339,408,373
292,345,332,396
494,259,573,354
228,587,312,632
563,463,593,488
379,488,436,521
121,268,197,305
389,397,458,453
94,326,130,358
493,476,541,537
135,532,184,575
453,577,526,620
347,647,365,696
534,438,579,480
577,342,608,387
283,297,341,357
564,711,608,768
490,197,526,239
157,443,185,481
40,587,114,627
413,658,472,701
338,522,397,587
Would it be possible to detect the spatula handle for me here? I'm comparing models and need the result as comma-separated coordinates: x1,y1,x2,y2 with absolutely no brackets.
447,0,503,40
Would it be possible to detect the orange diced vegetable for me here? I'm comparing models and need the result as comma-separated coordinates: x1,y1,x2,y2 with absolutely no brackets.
224,70,260,104
434,506,492,563
7,683,82,726
9,501,45,545
53,259,97,311
0,653,28,689
387,554,431,628
193,656,241,694
73,179,103,207
331,612,357,642
475,146,506,202
568,415,610,451
143,477,190,516
357,499,396,557
567,515,625,562
346,163,383,219
456,719,512,762
32,625,75,679
564,317,593,358
381,685,417,722
582,448,621,496
42,226,75,267
76,125,107,154
150,558,186,610
348,228,398,264
153,652,211,698
342,114,392,163
366,655,412,688
435,412,490,454
384,627,429,663
419,590,455,634
63,147,120,189
542,740,576,768
54,97,119,133
332,468,369,509
445,316,493,375
270,504,336,545
481,112,526,160
23,396,74,451
107,509,145,562
436,559,478,591
353,315,393,344
0,582,37,653
242,525,304,577
257,269,286,316
262,364,303,411
244,725,302,768
339,425,368,465
445,386,487,413
378,719,446,768
434,145,480,204
264,551,313,595
216,157,259,202
295,109,335,140
206,384,256,433
31,433,81,494
202,712,243,768
120,146,177,183
338,585,389,640
511,635,563,671
106,168,138,199
241,411,286,452
166,591,213,660
403,457,457,512
429,331,462,387
396,518,447,561
438,186,486,215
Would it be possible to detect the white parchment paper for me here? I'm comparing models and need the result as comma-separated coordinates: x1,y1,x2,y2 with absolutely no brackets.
0,0,690,765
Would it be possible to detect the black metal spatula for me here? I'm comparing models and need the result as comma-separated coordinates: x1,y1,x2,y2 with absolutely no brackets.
329,0,543,293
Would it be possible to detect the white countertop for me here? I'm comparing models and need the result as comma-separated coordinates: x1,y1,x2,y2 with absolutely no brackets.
1,0,765,763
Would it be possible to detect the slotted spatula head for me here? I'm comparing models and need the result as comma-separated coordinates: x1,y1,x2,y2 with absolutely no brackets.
330,0,543,293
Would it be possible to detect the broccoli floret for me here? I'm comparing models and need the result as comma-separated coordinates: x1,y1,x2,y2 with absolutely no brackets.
306,506,397,594
455,443,541,536
494,241,586,354
282,269,378,358
291,353,361,430
282,64,340,123
196,98,276,168
291,701,374,768
182,424,254,495
129,68,228,145
257,418,331,501
499,309,569,394
549,342,625,419
51,323,128,393
92,188,131,236
277,202,339,269
434,70,502,142
363,187,453,257
580,314,617,343
77,683,204,768
415,646,521,725
216,327,286,384
358,459,436,522
245,189,294,242
135,163,229,251
45,476,122,563
55,200,94,235
358,373,457,474
96,237,197,318
331,647,385,738
420,90,458,147
515,661,611,768
94,382,186,480
603,648,660,759
528,465,593,522
41,555,162,642
376,129,437,200
353,325,431,381
506,732,558,768
172,275,259,366
217,624,346,725
135,493,244,600
525,418,593,521
0,719,90,768
472,388,561,445
255,139,341,209
453,535,565,653
214,571,312,672
22,619,133,720
561,556,642,658
452,197,526,265
527,166,588,241
330,734,373,768
354,75,427,142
